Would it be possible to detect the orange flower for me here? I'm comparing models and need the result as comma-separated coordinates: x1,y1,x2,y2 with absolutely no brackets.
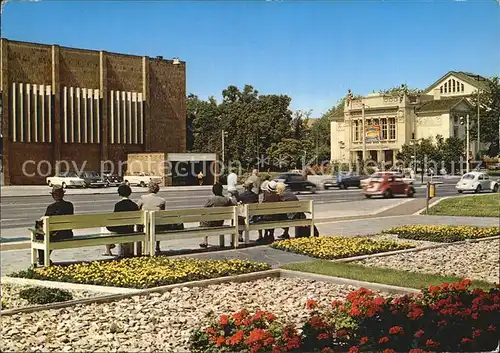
379,336,389,344
215,335,225,347
359,336,368,345
306,299,318,310
219,314,230,326
317,333,329,340
226,330,245,345
426,339,439,347
389,326,404,335
348,346,360,353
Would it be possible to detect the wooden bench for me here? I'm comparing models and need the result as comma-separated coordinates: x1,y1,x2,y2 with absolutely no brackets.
30,211,149,266
241,200,314,243
148,206,239,255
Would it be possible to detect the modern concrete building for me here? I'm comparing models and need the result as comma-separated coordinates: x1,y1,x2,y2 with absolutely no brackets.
1,39,187,185
330,71,489,165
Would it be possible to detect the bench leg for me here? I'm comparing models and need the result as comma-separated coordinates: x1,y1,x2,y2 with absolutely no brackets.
219,234,225,248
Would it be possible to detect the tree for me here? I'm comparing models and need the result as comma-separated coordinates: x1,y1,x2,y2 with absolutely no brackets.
468,76,500,157
379,84,421,96
291,110,312,140
267,138,309,169
187,94,221,154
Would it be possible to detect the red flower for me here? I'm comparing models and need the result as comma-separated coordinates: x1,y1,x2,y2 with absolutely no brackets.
286,336,301,350
306,299,318,310
389,326,404,335
309,316,324,329
437,320,447,327
426,339,439,347
266,313,276,321
373,296,385,305
383,350,396,353
350,306,362,316
348,346,360,353
359,336,368,345
336,329,348,337
215,336,225,347
471,313,479,320
245,328,273,346
226,330,245,345
219,314,230,326
408,306,424,320
409,349,426,353
488,325,496,331
461,337,473,344
206,327,217,336
414,329,425,338
379,336,389,344
317,333,329,340
472,329,481,338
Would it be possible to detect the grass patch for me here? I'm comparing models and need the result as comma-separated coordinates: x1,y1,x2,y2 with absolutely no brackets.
271,236,413,260
426,194,500,217
282,261,494,291
10,257,271,289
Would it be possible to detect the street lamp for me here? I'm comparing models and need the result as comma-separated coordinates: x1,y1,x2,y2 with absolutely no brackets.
221,130,228,167
459,114,470,173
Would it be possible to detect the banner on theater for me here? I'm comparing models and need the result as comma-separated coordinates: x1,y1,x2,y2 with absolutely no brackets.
365,125,380,143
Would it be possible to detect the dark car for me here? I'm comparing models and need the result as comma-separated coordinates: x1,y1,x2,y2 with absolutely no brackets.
323,172,367,190
274,173,317,194
79,171,107,188
103,172,123,187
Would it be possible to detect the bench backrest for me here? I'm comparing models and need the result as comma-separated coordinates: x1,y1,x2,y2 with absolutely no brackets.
42,211,147,233
244,200,313,217
151,206,237,226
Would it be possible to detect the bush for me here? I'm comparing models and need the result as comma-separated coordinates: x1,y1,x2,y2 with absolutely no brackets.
271,236,413,260
1,299,7,310
383,225,500,242
11,258,271,289
191,280,500,352
18,287,73,305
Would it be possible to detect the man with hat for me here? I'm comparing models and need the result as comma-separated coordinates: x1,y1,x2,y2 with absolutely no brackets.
36,186,75,265
260,180,285,242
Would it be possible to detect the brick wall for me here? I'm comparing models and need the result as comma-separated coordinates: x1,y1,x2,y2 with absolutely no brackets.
59,48,100,88
2,39,186,185
148,59,186,153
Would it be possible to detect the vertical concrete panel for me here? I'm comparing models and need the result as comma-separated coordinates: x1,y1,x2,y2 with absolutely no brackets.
142,57,150,151
26,83,31,142
83,87,88,143
33,84,38,142
110,90,114,144
116,90,120,144
11,82,16,142
63,86,68,143
99,51,108,159
52,45,60,162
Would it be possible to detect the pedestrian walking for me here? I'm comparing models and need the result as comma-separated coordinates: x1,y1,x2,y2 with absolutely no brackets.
197,171,204,185
246,169,261,196
227,169,239,200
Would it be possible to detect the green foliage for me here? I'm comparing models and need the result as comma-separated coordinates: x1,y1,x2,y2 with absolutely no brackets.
379,83,422,96
18,286,73,305
1,299,7,310
469,76,500,157
383,225,500,243
399,135,464,170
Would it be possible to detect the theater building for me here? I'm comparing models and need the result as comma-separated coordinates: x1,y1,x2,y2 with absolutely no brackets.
0,38,187,185
330,71,488,165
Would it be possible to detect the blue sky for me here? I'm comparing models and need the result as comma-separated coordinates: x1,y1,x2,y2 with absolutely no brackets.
2,0,499,117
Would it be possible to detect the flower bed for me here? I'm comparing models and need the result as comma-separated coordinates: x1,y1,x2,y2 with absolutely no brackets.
191,280,500,352
10,257,271,289
270,236,413,260
383,225,500,243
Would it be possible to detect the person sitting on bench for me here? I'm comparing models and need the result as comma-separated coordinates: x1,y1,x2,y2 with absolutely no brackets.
36,186,74,266
199,183,235,248
104,184,139,257
137,181,167,255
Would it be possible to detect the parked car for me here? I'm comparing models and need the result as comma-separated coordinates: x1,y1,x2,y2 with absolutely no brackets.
124,172,162,187
274,173,317,194
79,171,107,188
456,171,499,194
102,172,123,187
363,173,416,199
46,172,86,189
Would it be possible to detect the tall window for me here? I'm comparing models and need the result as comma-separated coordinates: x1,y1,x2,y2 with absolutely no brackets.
444,82,447,93
381,118,388,140
452,80,456,92
389,118,396,140
354,120,360,141
461,83,464,92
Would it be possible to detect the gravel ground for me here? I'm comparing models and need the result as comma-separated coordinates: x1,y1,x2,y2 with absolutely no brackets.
1,283,105,310
1,278,389,352
356,239,500,283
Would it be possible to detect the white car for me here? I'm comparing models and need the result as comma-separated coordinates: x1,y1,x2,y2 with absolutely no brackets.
46,172,86,188
123,172,163,187
456,172,499,193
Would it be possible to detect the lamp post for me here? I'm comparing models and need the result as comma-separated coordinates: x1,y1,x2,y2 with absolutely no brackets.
221,130,228,168
459,114,470,173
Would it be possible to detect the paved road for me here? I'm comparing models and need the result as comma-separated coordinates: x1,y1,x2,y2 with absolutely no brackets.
0,182,460,232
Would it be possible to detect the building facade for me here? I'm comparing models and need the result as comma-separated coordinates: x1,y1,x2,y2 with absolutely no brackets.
1,39,186,185
330,71,488,165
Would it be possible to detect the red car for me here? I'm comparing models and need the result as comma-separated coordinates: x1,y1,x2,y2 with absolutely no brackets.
363,173,416,199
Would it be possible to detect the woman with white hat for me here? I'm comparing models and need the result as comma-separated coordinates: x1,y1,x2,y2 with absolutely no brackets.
260,180,284,242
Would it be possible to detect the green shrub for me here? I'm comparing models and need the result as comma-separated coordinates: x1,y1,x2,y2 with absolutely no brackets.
383,225,500,242
1,299,7,310
19,287,73,305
